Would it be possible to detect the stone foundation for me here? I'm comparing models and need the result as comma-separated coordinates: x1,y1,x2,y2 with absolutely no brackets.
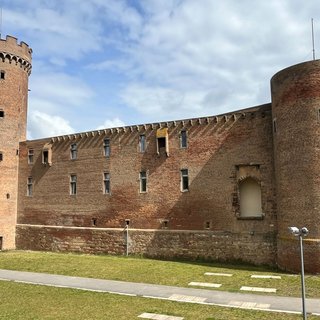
16,224,276,266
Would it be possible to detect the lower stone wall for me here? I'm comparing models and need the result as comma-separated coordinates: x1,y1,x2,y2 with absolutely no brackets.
277,237,320,274
16,224,276,267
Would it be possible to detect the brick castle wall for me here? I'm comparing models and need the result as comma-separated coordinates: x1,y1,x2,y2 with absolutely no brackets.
17,104,277,266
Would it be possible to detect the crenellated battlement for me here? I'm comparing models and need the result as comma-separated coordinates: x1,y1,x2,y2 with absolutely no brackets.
0,35,32,64
47,103,271,143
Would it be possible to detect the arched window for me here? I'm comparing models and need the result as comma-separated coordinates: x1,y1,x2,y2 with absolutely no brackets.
239,177,263,218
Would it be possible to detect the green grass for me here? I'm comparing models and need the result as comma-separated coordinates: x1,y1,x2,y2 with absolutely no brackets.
0,281,318,320
0,250,319,298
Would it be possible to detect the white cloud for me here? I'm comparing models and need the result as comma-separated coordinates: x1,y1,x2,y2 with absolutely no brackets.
30,71,94,108
4,0,320,138
27,110,74,139
97,118,126,129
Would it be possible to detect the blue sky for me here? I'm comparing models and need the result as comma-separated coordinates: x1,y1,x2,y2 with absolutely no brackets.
1,0,319,139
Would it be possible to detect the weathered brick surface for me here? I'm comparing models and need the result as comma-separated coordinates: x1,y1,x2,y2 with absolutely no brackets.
0,36,31,249
17,104,277,266
272,60,320,273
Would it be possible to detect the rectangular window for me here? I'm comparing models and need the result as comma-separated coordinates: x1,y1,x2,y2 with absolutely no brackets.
140,171,147,193
103,172,110,194
0,110,4,118
0,152,2,161
0,71,5,80
181,169,189,191
180,130,187,148
103,138,110,157
70,174,77,195
70,143,77,160
42,150,48,164
27,177,33,196
139,134,146,152
28,149,34,164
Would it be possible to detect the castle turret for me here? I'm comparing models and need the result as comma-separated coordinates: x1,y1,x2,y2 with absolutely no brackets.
0,35,32,249
271,60,320,273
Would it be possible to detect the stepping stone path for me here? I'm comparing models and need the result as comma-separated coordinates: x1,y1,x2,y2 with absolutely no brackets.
138,313,184,320
251,275,281,279
240,286,277,293
188,281,222,288
204,272,233,277
168,294,207,303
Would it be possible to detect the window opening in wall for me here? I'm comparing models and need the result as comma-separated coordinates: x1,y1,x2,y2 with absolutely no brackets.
0,110,4,118
162,220,169,229
156,128,169,156
27,177,33,196
70,174,77,195
0,237,3,250
0,152,3,161
103,138,110,157
28,149,34,164
103,172,110,194
92,218,97,226
42,150,49,165
157,137,166,149
239,177,263,218
139,134,146,152
180,130,187,148
205,221,211,229
181,169,189,191
140,171,147,193
70,143,77,160
6,193,10,199
125,219,130,226
0,71,5,80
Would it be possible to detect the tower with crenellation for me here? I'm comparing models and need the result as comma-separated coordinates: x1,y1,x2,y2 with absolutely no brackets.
0,35,32,249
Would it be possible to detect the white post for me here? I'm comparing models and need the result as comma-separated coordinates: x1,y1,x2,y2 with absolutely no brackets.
299,234,307,320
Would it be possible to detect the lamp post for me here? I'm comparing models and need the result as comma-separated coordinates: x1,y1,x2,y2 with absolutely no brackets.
288,226,309,320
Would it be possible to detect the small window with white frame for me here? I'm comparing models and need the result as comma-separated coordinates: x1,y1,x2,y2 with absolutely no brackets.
103,138,110,157
181,169,189,191
70,174,77,195
28,149,34,164
140,171,147,193
139,134,146,152
180,130,187,148
70,143,77,160
27,177,33,196
103,172,110,194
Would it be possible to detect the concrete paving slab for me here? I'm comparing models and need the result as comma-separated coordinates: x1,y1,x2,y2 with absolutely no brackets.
240,286,277,293
188,282,221,288
138,313,184,320
168,294,207,303
204,272,233,277
251,275,281,279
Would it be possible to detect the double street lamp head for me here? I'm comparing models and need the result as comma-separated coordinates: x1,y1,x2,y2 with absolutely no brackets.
288,226,309,237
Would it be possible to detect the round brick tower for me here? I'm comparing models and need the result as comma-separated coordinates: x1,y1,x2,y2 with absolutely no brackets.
0,36,32,249
271,60,320,273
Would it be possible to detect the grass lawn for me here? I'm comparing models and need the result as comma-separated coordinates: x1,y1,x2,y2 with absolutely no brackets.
0,281,318,320
0,250,319,299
